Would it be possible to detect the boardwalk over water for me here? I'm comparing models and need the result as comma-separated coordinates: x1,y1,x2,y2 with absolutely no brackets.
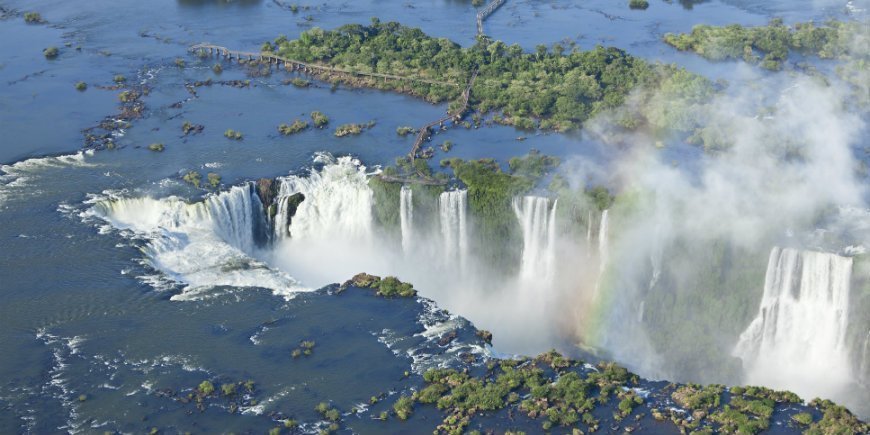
477,0,506,35
190,35,483,185
408,70,477,161
190,44,460,88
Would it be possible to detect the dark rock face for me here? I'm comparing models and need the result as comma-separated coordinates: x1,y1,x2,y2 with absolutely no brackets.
256,178,278,209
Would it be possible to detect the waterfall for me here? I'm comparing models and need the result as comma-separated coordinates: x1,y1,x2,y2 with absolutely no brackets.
733,247,853,395
400,185,413,253
586,210,593,247
87,184,302,298
593,209,609,297
274,155,374,243
514,196,558,281
204,184,262,254
439,190,468,269
861,331,870,386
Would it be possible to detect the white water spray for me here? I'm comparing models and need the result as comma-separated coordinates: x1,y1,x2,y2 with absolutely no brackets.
733,247,853,398
439,190,468,270
400,185,413,253
514,196,558,282
277,155,375,243
87,185,303,299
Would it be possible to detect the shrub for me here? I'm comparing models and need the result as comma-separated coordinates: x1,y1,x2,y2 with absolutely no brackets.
183,171,202,188
212,63,223,74
174,58,185,68
24,12,44,23
324,408,341,422
224,129,243,140
221,383,236,396
334,123,363,137
118,90,138,102
393,395,414,420
440,140,454,152
148,143,164,152
629,0,649,10
375,276,416,297
182,121,203,135
290,78,310,87
75,81,87,91
198,380,215,395
113,74,126,83
207,173,221,188
396,126,416,136
43,46,59,59
278,119,309,135
310,111,329,128
792,412,813,425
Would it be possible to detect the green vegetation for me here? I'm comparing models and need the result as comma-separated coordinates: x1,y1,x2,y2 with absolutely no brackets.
806,399,869,434
315,402,342,423
198,380,215,396
182,121,204,135
507,150,559,178
224,129,243,140
310,111,329,128
272,20,709,131
75,81,87,91
183,171,202,188
629,0,649,10
207,173,221,188
118,90,138,102
672,384,723,410
174,58,186,68
213,63,223,74
113,74,126,83
396,126,416,136
290,77,310,87
278,119,310,135
440,140,454,152
393,395,414,420
221,383,236,396
663,19,866,71
291,340,316,358
43,46,59,59
793,412,813,426
376,276,416,297
147,143,165,152
408,353,642,433
24,12,44,23
339,273,417,297
440,155,546,269
334,123,365,137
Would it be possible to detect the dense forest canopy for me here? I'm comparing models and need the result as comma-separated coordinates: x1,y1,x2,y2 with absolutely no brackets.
663,19,868,70
270,19,713,133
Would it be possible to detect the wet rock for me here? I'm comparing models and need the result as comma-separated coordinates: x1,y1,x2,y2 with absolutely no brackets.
438,330,458,346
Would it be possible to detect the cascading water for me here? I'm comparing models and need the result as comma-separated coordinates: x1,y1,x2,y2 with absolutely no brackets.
593,209,609,297
275,155,375,243
513,196,558,282
400,185,413,253
439,190,468,270
87,184,302,299
860,331,870,386
733,247,854,398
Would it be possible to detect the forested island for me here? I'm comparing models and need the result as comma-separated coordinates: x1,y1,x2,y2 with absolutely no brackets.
265,19,713,135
